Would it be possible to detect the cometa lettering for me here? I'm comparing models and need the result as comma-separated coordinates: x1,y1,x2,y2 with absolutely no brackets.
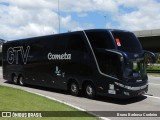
48,52,71,60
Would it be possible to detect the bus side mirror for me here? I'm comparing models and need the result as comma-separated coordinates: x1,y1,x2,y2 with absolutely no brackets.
144,50,157,64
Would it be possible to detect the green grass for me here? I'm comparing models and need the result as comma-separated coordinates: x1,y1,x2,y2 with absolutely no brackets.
147,65,160,71
0,85,98,120
147,65,160,77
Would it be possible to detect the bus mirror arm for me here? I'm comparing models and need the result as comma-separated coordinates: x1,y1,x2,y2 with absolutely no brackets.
143,50,157,64
105,49,127,62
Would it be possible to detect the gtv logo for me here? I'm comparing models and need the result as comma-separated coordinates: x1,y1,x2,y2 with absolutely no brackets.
7,46,30,64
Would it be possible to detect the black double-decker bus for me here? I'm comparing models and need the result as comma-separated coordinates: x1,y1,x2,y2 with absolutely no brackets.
2,29,150,98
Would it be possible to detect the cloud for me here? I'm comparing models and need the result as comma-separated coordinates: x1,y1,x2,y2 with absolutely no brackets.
0,0,102,40
0,0,78,40
114,0,160,30
0,0,160,40
0,4,57,40
0,0,55,10
58,0,118,13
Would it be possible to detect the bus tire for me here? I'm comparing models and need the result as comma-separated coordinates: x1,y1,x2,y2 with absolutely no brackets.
85,83,96,99
19,75,25,86
70,81,79,96
12,74,18,85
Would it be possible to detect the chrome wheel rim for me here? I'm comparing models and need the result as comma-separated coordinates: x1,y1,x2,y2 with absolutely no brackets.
13,76,17,83
19,77,23,85
86,85,93,96
71,83,77,93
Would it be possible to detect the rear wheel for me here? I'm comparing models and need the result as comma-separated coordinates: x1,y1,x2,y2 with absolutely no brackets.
19,75,25,86
85,84,96,99
12,75,18,85
70,81,79,96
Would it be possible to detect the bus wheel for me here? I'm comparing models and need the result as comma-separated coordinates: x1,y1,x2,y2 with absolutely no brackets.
12,75,18,85
70,82,79,96
19,76,25,86
85,84,96,99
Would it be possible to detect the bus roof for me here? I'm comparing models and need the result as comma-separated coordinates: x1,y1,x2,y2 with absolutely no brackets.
8,29,131,42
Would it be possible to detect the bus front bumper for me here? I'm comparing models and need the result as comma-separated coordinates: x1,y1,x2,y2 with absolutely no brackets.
113,82,148,98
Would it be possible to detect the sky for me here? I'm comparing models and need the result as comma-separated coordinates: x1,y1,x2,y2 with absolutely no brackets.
0,0,160,40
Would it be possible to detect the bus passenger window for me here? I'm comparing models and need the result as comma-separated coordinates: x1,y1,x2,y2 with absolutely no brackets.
68,35,87,52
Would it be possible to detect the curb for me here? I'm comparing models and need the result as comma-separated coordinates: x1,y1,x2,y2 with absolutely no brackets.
26,90,110,120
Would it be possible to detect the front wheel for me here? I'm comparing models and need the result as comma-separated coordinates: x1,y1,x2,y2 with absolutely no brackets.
85,84,96,99
70,82,79,96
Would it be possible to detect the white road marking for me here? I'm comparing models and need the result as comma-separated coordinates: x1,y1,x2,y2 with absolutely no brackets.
149,83,160,86
26,90,111,120
145,95,160,100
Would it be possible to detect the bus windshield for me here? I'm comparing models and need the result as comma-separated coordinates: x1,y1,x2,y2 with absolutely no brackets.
124,60,147,80
111,31,142,53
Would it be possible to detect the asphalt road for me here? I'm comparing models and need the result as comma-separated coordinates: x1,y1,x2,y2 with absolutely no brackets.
0,67,160,120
